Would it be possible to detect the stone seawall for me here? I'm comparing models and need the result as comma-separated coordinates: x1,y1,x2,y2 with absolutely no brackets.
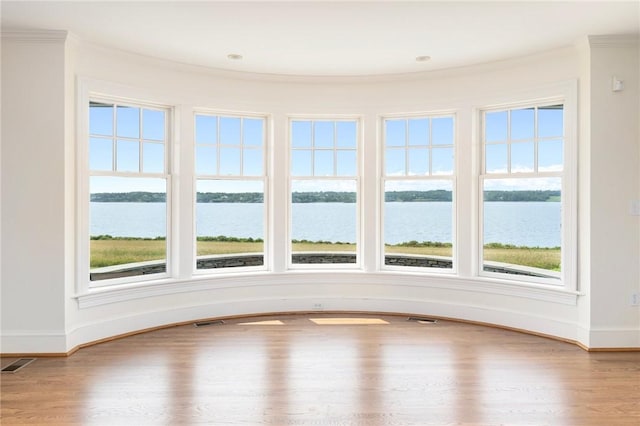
90,253,557,281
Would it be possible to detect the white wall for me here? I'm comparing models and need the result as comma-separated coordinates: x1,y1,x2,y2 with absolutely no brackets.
586,36,640,347
1,32,70,352
1,31,638,353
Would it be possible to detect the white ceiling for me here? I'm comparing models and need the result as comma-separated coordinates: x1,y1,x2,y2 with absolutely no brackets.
2,1,639,77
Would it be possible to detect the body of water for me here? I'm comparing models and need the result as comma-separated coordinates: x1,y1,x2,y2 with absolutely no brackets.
90,201,561,247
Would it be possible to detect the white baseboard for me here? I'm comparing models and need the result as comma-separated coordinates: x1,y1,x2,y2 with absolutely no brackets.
64,296,582,353
583,326,640,349
1,330,67,354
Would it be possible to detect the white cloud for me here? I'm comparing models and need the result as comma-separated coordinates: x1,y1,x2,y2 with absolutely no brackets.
385,179,452,192
291,179,356,193
483,177,561,191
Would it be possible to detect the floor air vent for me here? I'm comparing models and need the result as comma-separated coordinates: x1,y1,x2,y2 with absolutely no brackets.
407,317,438,324
1,358,35,373
194,320,225,327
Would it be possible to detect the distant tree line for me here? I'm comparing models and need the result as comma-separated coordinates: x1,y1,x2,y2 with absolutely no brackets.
385,190,451,202
91,190,560,203
91,192,166,202
197,192,264,203
483,190,560,202
293,191,356,203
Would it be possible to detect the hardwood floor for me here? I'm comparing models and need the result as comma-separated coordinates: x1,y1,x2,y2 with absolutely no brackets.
2,313,639,425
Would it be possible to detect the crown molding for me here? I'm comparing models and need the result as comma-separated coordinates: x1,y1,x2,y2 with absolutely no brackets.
1,29,69,44
588,34,639,48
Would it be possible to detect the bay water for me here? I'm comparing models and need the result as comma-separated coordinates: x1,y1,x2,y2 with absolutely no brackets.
90,201,561,248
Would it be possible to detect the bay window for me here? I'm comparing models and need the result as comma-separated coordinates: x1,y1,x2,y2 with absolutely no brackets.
194,113,267,271
88,100,170,283
289,118,360,266
80,79,575,300
480,103,565,283
382,114,456,270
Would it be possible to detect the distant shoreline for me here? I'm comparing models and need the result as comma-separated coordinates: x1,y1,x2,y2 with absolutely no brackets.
90,190,561,203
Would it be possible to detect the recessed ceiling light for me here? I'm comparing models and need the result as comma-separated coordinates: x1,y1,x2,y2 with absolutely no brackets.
227,53,243,60
415,55,431,62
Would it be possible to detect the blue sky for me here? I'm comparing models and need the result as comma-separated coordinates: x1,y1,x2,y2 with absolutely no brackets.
484,106,563,170
384,116,454,179
290,120,357,178
195,115,263,178
89,104,563,194
90,104,166,185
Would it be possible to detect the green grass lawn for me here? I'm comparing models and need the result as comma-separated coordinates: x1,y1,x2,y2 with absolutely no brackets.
91,239,168,268
91,239,560,271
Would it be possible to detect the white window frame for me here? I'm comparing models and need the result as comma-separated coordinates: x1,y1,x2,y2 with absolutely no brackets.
477,84,577,291
380,111,458,274
79,89,174,290
287,116,362,270
192,109,270,275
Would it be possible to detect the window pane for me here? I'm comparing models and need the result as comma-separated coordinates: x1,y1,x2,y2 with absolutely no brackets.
336,121,357,148
195,115,217,144
292,121,312,148
243,149,263,176
291,179,357,264
482,177,561,281
90,138,113,171
336,150,357,176
116,140,140,172
89,102,113,136
116,106,140,138
432,117,454,145
510,108,534,140
196,146,217,175
291,150,312,176
243,118,263,146
89,176,167,281
220,117,241,145
219,147,241,175
485,111,507,142
510,142,534,173
408,119,429,146
386,119,406,146
314,150,334,176
432,147,454,175
408,148,429,175
485,143,507,174
384,180,453,269
143,109,165,141
314,121,334,148
143,143,164,173
538,140,563,172
385,149,406,176
196,180,264,270
538,105,563,138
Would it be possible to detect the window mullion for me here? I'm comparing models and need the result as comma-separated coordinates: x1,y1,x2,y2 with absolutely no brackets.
112,105,117,171
506,110,512,174
216,117,221,175
138,108,144,173
428,117,433,175
239,117,244,176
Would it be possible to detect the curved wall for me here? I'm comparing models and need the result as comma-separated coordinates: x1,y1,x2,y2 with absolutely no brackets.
66,42,583,351
3,32,639,354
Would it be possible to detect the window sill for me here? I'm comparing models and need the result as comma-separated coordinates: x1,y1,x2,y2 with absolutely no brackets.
75,269,581,309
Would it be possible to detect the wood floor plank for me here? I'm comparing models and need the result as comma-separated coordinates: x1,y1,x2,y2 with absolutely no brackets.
2,313,639,425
